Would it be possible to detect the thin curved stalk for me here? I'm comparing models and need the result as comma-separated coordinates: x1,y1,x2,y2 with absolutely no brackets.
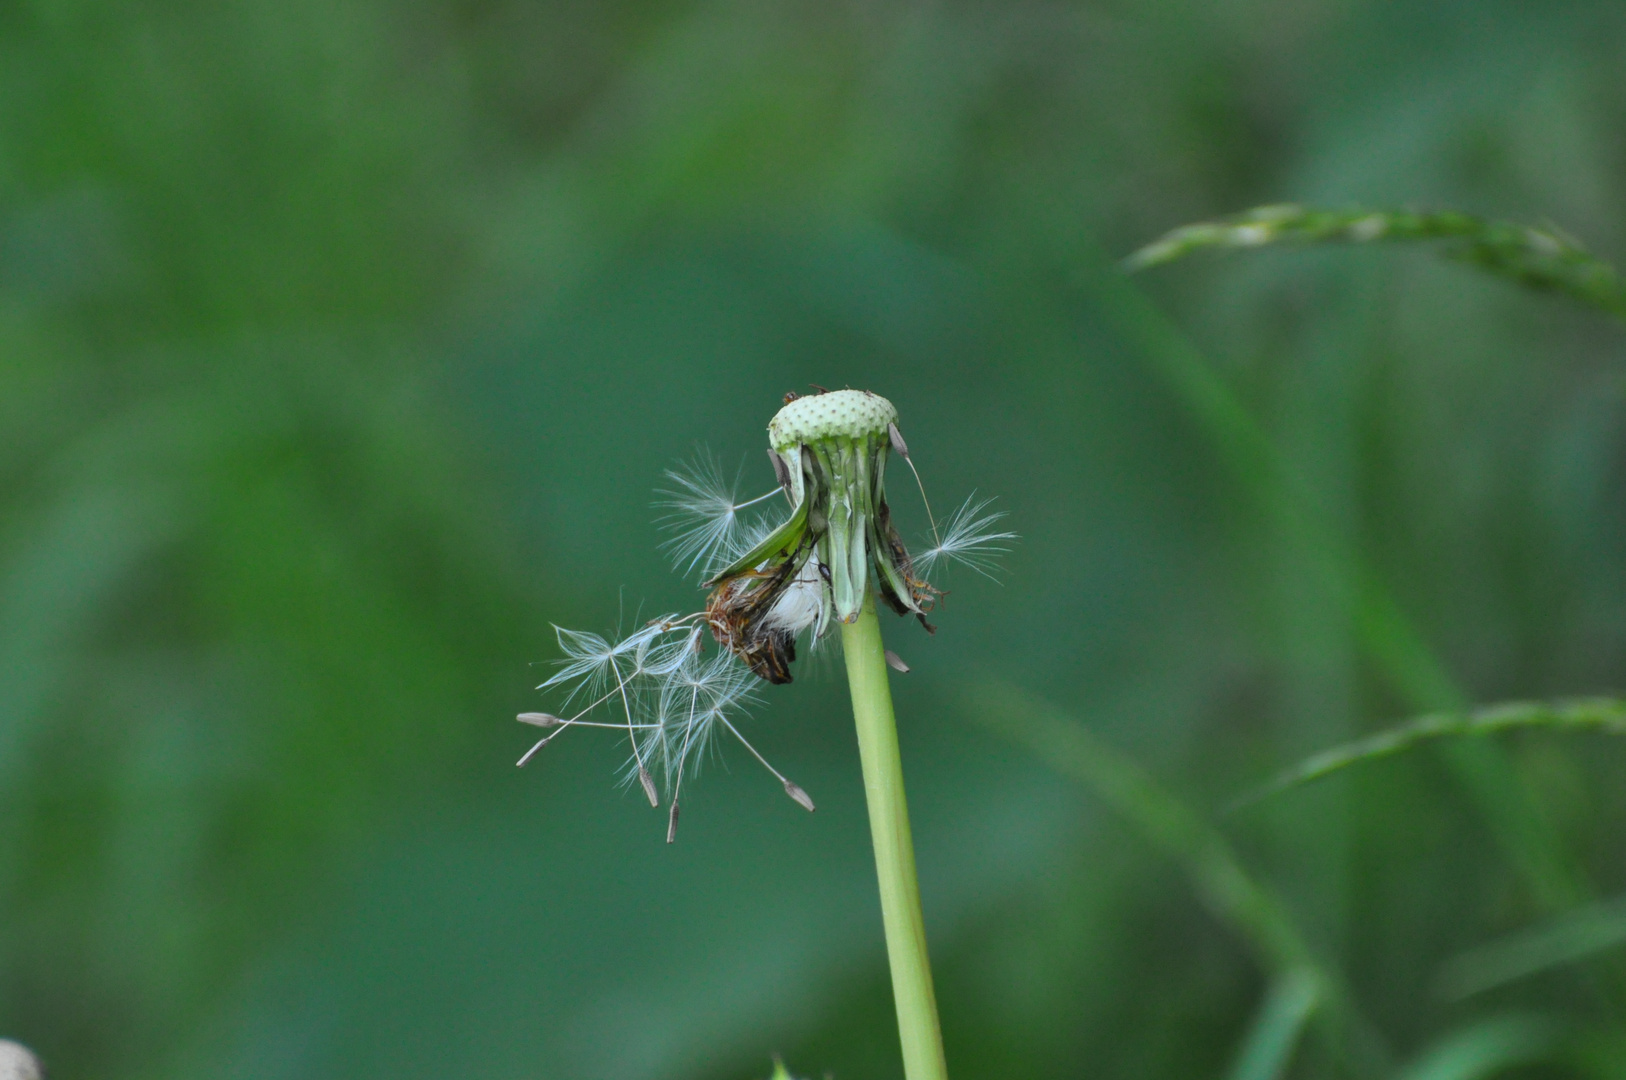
1066,244,1591,913
1126,205,1626,322
967,679,1391,1078
1230,698,1626,812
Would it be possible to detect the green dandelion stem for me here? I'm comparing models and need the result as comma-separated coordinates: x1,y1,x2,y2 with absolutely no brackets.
841,593,949,1080
1125,205,1626,322
1232,697,1626,812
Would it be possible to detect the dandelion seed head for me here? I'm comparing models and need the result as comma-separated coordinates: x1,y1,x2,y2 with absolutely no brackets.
768,389,898,451
523,389,1010,837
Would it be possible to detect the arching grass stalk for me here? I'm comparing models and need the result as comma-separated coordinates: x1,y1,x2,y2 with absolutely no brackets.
1126,204,1626,322
842,592,948,1080
968,680,1390,1080
1071,229,1590,911
1230,697,1626,812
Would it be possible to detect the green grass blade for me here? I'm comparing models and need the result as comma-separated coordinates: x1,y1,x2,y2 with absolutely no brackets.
1126,205,1626,322
1395,1016,1557,1080
1229,968,1321,1080
1072,243,1592,912
966,680,1390,1077
967,680,1312,971
1232,698,1626,811
1439,894,1626,1000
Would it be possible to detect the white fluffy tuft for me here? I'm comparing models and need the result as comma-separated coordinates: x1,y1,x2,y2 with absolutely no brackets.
915,495,1017,581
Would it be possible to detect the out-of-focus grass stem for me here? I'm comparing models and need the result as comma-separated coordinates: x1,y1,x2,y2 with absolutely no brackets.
969,681,1390,1078
1070,247,1589,913
1232,698,1626,811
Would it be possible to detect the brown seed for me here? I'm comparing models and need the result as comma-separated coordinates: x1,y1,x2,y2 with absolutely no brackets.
769,447,792,490
666,802,680,843
639,767,660,807
783,780,816,813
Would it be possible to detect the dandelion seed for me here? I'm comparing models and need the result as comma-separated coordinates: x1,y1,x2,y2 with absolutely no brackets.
604,649,659,806
539,627,620,698
657,450,782,579
716,711,813,813
769,447,792,491
783,780,816,813
524,717,661,731
915,495,1017,581
887,422,910,458
643,649,757,802
884,650,910,673
516,736,554,767
763,558,831,640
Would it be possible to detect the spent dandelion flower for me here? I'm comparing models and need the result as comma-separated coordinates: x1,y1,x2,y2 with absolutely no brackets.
520,389,1013,837
518,387,1013,1080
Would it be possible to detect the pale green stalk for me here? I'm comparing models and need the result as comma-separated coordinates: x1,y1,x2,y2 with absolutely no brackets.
840,593,949,1080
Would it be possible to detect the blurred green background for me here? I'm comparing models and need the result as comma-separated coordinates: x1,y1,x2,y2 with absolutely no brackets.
5,1,1626,1077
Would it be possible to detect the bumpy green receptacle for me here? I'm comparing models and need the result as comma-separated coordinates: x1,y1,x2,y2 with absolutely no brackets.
770,391,898,623
769,389,899,451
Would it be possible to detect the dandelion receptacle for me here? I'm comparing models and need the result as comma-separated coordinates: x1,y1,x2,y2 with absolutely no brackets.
519,388,1014,1080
